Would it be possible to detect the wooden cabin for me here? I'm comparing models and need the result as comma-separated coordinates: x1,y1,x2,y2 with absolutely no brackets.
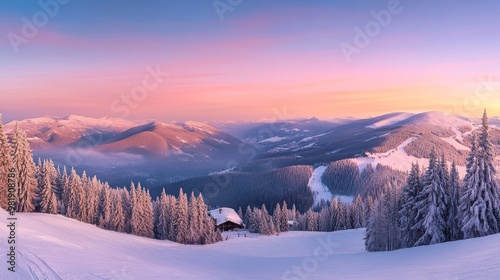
208,207,245,231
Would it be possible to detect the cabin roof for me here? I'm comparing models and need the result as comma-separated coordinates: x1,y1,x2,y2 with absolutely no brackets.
208,207,243,227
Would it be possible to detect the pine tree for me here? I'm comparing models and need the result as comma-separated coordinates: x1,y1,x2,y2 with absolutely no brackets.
39,169,55,214
280,201,290,232
188,192,200,244
142,189,155,238
365,198,386,252
53,166,63,204
111,191,126,233
364,196,374,227
460,110,500,238
399,162,423,248
167,194,178,241
448,162,461,241
0,115,12,209
352,195,365,229
176,189,189,244
155,189,170,240
121,187,132,233
98,184,111,229
413,148,448,246
273,203,282,234
10,125,37,212
244,206,253,230
59,167,69,214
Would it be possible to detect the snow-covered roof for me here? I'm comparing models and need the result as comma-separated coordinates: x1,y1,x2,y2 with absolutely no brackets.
208,208,243,227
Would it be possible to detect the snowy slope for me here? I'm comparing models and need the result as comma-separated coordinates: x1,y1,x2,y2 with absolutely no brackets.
308,166,333,207
351,137,467,177
4,209,500,279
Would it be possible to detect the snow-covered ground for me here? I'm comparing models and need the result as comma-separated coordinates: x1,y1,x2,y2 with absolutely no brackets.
351,137,467,177
2,209,500,279
308,166,334,207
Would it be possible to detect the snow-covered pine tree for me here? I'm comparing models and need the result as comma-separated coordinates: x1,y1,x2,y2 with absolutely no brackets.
330,198,340,231
167,194,178,241
244,206,253,230
155,189,170,240
111,191,126,233
47,191,58,215
352,195,365,229
0,115,12,209
460,110,500,238
176,189,189,244
196,194,208,243
10,125,37,212
318,205,332,232
342,202,353,230
130,182,140,234
144,189,155,238
86,176,101,225
273,203,282,234
365,183,401,252
280,201,290,232
365,198,386,252
138,187,154,238
59,166,69,214
39,168,56,214
448,162,461,241
305,209,318,231
384,182,401,250
364,196,374,227
121,187,132,233
413,147,448,246
438,155,451,241
399,162,423,248
98,184,112,229
53,166,63,204
188,192,200,244
34,159,45,211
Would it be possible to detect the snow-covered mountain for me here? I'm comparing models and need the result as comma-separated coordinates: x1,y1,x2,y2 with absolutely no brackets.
5,116,244,160
3,208,500,279
240,111,497,174
4,115,135,150
5,112,500,200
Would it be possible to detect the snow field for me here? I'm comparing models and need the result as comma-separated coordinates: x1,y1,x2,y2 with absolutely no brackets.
2,209,500,279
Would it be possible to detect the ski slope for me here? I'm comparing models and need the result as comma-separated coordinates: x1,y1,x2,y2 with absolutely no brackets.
308,166,334,207
2,209,500,279
351,137,467,177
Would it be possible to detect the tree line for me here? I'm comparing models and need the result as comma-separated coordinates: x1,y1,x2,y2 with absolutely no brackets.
243,195,370,235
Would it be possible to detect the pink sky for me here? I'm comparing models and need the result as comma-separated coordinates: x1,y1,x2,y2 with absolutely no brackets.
1,1,500,122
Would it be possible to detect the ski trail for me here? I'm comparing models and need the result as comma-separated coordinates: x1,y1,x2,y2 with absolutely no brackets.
18,249,63,280
308,166,333,207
